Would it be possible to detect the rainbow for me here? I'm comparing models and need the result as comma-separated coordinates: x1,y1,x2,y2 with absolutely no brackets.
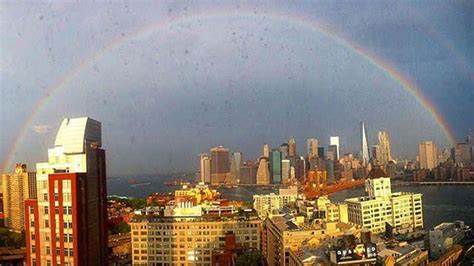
0,7,457,172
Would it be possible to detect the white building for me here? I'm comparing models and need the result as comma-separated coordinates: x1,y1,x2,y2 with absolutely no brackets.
345,176,423,234
253,186,298,218
330,136,340,160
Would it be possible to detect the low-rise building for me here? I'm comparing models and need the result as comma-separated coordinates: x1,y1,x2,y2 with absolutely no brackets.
428,221,466,260
377,242,429,266
263,213,358,266
253,186,298,218
345,172,423,234
130,208,260,265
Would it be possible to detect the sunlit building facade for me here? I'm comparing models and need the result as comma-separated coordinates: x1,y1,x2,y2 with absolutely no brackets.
25,117,107,266
2,163,36,231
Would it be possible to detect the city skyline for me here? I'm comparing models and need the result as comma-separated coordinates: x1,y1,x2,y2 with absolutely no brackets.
1,1,473,176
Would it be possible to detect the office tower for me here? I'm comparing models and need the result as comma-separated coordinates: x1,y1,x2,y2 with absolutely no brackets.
327,145,338,161
294,157,306,181
229,152,242,184
330,136,340,160
371,145,380,164
345,172,423,234
307,138,319,159
317,147,325,159
256,158,270,185
25,117,107,266
279,143,289,159
2,164,36,231
454,135,473,166
239,161,258,184
281,159,291,184
270,150,282,184
377,130,392,165
210,146,230,184
419,141,438,170
288,137,297,157
199,154,211,183
263,143,270,158
360,121,370,165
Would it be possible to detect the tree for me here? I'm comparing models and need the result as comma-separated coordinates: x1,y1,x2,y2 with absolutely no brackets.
236,251,264,266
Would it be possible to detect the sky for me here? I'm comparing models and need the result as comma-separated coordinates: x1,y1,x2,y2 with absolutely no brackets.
0,1,473,176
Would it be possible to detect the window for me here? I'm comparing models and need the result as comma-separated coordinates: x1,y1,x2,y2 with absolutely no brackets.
44,219,49,228
56,248,61,256
46,246,50,255
44,193,49,201
31,245,36,253
44,206,49,214
30,207,35,214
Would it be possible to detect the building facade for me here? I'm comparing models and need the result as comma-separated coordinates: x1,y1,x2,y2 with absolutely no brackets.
419,141,438,170
210,146,230,184
2,163,36,231
345,176,423,234
25,117,108,266
131,212,260,265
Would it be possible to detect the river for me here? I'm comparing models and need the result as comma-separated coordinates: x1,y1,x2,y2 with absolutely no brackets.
107,177,474,229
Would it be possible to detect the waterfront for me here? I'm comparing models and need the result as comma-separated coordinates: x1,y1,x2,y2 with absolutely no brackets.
107,177,474,229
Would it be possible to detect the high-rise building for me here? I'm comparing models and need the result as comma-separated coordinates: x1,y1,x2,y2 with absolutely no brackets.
281,159,291,184
210,146,230,184
360,121,370,165
330,136,340,160
239,160,258,184
25,117,107,266
454,135,473,166
270,150,282,184
307,138,319,159
327,145,338,161
377,130,392,165
317,147,325,159
229,152,242,184
256,158,270,185
288,137,297,157
371,145,380,164
263,143,270,158
419,141,438,170
2,164,36,231
199,154,211,183
279,143,289,159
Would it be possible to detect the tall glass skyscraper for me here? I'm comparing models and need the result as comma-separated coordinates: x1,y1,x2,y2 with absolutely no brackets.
361,121,370,165
269,150,282,184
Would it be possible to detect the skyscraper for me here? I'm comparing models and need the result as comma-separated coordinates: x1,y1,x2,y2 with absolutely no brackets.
230,152,242,184
419,141,438,170
377,130,392,165
199,154,211,183
263,143,270,158
2,164,36,231
307,138,319,159
210,146,230,184
25,117,107,266
360,121,370,165
281,159,291,184
288,137,297,157
279,143,289,159
256,158,270,185
330,136,340,160
270,150,282,184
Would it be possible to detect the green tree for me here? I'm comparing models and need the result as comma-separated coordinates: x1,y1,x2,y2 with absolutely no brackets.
236,251,264,266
